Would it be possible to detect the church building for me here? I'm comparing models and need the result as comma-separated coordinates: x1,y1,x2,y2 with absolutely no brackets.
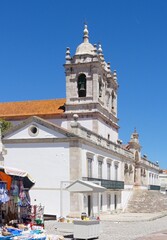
0,25,160,217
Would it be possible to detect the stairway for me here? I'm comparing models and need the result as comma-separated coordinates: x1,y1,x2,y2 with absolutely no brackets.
125,189,167,213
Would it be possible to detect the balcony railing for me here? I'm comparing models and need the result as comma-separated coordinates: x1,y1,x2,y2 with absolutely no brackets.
149,185,160,191
82,177,124,190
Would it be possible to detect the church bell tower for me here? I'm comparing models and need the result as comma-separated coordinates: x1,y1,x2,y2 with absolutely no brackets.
64,25,119,142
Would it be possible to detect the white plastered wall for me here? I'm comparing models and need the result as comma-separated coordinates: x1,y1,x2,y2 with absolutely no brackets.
4,141,70,216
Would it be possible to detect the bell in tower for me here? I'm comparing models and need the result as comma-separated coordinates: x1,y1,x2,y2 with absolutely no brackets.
78,74,86,97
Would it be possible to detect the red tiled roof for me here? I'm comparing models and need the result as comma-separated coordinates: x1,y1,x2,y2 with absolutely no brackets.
0,98,66,120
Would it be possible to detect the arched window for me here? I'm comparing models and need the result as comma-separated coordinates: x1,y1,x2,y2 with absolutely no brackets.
124,163,129,174
78,74,86,97
129,165,133,173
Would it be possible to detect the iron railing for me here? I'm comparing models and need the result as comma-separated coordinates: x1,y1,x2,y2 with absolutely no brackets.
149,185,160,191
82,177,124,189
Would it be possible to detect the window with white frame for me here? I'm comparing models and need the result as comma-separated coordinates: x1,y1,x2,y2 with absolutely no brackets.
98,161,103,179
87,152,94,178
114,162,119,181
88,158,93,178
98,156,104,179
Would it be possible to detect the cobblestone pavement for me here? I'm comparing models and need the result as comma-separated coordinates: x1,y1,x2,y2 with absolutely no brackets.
44,213,167,240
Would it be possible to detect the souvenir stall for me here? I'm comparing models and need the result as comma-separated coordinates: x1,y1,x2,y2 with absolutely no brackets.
0,165,35,225
0,166,64,240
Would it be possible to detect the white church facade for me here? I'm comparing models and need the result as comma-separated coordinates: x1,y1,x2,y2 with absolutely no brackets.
0,25,160,217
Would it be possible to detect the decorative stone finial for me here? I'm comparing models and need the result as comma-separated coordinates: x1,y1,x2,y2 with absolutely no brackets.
98,44,105,64
128,128,141,152
113,70,117,81
98,44,103,56
130,128,139,142
101,54,105,62
83,24,89,43
73,114,79,122
93,44,97,54
65,47,71,64
107,62,111,70
70,114,79,128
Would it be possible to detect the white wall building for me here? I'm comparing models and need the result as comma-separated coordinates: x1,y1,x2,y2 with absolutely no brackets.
1,25,160,218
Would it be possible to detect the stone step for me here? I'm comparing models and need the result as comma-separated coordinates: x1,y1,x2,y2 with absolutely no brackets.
125,190,167,213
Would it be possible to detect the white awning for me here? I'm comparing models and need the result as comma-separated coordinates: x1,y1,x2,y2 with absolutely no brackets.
0,165,35,189
65,180,106,193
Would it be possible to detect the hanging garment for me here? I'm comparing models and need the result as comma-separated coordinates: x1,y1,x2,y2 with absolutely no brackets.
18,180,31,207
0,182,10,203
10,179,19,196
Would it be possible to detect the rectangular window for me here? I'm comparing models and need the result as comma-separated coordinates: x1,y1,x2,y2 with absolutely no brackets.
98,161,103,179
88,158,92,178
107,163,111,180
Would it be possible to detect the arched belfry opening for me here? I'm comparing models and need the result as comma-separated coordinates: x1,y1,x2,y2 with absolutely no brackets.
99,79,102,97
111,90,115,110
78,74,86,97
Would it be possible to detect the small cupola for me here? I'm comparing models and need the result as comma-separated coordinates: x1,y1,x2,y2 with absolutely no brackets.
75,24,95,56
128,128,141,151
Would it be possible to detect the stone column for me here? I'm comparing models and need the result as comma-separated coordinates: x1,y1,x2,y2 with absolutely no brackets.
69,139,82,217
134,166,141,186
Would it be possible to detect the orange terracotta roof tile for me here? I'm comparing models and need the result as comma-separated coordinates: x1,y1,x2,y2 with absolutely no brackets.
0,98,66,120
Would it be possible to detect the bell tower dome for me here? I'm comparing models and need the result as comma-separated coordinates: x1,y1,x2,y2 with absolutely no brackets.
64,24,119,142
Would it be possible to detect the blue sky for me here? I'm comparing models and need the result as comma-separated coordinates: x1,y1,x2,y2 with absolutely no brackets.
0,0,167,168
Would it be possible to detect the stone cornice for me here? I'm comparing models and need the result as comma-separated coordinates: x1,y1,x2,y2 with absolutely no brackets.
3,132,159,173
65,104,119,129
3,115,77,138
3,135,133,162
3,137,76,144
